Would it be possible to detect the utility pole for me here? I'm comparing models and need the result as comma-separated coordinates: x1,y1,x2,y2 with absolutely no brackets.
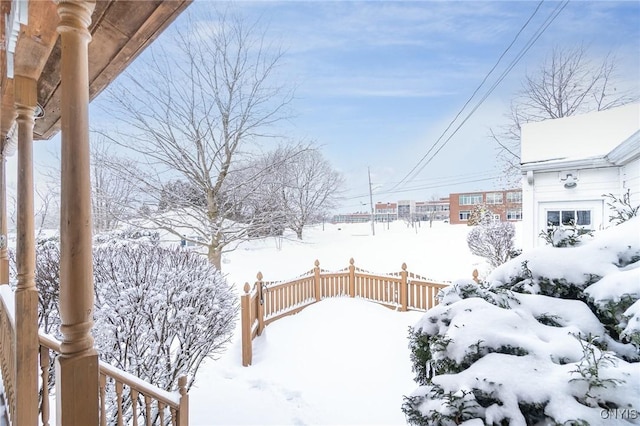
368,167,375,236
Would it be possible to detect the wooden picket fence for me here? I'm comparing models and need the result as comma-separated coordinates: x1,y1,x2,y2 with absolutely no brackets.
240,258,458,366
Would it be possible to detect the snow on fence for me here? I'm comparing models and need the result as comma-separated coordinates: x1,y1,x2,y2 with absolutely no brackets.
240,258,464,366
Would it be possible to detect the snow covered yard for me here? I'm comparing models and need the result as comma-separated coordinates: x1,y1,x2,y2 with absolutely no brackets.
188,221,487,425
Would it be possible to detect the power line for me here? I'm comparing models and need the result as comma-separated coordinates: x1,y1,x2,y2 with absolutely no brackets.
406,0,569,180
392,0,545,190
393,0,569,189
341,173,502,208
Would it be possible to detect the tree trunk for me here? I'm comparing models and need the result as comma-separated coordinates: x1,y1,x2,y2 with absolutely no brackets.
207,244,222,271
296,228,303,240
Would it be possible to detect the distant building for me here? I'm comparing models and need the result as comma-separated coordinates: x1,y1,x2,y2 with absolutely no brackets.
449,190,522,225
374,202,397,222
332,212,371,224
520,103,639,249
415,198,450,221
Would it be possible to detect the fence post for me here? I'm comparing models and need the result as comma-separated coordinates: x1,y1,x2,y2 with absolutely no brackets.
348,258,355,298
256,272,265,335
177,375,189,426
472,269,479,283
314,260,321,302
400,263,408,311
241,283,252,367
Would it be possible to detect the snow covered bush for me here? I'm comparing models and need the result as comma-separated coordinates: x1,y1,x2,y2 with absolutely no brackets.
466,220,516,269
404,217,640,425
8,237,61,334
539,220,594,247
93,232,238,394
17,230,237,405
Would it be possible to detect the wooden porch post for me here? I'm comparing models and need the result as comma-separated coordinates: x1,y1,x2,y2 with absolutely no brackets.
55,1,99,425
14,75,39,426
0,150,8,285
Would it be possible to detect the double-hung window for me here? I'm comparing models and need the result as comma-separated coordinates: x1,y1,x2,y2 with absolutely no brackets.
459,194,483,205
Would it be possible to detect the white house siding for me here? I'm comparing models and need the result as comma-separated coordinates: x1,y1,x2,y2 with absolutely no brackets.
522,167,620,249
621,157,640,206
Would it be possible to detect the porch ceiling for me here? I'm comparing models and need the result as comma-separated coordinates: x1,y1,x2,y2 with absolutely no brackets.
1,0,192,143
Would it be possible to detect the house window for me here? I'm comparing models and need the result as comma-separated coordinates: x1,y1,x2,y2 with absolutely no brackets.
486,192,503,204
459,194,483,205
507,209,522,220
459,210,471,221
507,191,522,203
547,210,592,227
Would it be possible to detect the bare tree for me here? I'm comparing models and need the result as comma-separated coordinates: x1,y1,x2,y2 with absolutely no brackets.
493,45,638,185
91,139,137,232
278,148,343,239
97,8,294,269
467,221,516,269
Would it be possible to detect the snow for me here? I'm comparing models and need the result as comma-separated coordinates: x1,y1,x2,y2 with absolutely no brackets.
406,217,640,425
188,221,485,425
0,285,14,324
520,103,640,164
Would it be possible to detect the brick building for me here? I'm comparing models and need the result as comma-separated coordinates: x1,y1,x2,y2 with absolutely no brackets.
449,190,522,224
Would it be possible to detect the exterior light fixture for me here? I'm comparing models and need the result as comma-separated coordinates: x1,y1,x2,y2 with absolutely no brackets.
563,174,577,189
34,103,45,119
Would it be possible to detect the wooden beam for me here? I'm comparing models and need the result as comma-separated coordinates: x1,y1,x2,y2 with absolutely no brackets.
13,1,60,80
34,0,192,140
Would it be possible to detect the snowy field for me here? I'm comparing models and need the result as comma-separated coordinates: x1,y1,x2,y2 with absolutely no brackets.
188,221,493,425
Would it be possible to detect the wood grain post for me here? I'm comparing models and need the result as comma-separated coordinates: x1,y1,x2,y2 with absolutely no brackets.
348,258,355,298
177,376,189,426
400,263,408,311
314,260,321,302
0,152,8,285
256,272,265,335
55,2,99,425
241,283,252,366
14,74,39,426
40,346,51,426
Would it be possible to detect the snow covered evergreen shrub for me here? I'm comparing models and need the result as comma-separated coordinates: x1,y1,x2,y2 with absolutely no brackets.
466,220,516,269
539,220,594,247
404,217,640,425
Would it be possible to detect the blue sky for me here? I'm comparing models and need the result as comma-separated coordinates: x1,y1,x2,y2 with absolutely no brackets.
19,1,640,214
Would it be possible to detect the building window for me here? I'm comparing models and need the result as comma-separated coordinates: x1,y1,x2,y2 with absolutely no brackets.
459,194,483,205
507,191,522,203
547,210,591,227
459,210,471,221
507,209,522,220
486,192,503,204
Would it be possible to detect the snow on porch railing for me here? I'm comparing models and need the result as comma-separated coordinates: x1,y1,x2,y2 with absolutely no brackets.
38,333,189,426
240,259,462,366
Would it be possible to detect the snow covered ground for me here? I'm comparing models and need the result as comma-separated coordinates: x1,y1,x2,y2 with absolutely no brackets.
188,221,491,425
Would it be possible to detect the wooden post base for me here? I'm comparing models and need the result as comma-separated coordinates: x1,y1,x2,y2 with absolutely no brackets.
55,352,99,425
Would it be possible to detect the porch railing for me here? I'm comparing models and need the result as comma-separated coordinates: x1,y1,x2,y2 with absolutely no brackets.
0,286,189,425
0,285,16,423
240,258,455,366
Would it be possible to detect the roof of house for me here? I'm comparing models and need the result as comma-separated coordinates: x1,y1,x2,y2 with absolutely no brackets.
520,103,640,165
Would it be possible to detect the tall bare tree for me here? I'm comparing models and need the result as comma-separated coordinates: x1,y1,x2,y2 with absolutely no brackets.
492,45,638,185
91,140,137,232
278,148,343,239
97,8,294,269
